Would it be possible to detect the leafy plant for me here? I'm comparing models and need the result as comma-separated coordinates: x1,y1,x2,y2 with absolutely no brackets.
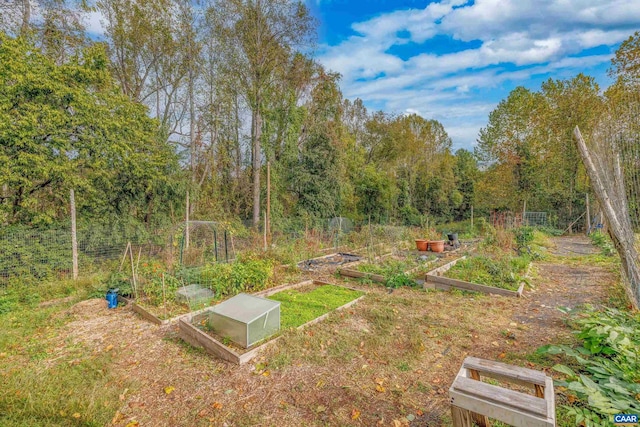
538,308,640,427
446,254,529,291
589,232,615,257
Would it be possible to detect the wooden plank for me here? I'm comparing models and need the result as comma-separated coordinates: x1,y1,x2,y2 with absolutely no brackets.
450,377,551,426
338,268,386,283
132,302,166,325
463,357,548,387
178,318,241,364
544,377,555,425
253,280,315,298
426,256,466,277
468,369,491,427
428,275,519,297
451,406,473,427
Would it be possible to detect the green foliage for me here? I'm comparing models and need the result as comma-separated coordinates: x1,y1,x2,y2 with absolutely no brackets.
357,256,434,288
537,308,640,427
0,33,182,226
269,284,363,329
589,232,615,257
513,226,536,256
177,256,275,298
447,254,529,291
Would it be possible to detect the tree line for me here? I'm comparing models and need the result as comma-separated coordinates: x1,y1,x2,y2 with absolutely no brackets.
1,0,638,232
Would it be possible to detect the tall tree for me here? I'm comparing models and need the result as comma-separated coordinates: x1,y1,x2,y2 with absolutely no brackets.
207,0,316,226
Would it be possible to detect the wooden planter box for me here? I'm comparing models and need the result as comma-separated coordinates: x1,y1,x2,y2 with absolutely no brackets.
178,280,365,365
424,256,526,298
337,254,435,284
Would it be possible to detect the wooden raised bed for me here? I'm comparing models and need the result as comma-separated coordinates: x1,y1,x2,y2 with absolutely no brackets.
424,256,526,298
178,280,365,365
338,254,435,284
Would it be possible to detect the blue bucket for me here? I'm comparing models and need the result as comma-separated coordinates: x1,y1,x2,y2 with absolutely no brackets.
106,289,118,309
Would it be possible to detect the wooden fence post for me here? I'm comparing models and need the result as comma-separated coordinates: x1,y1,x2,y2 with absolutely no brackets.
70,189,78,280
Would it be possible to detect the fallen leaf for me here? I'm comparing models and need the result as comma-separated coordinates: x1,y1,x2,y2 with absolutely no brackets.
128,402,145,408
125,422,139,427
212,402,223,410
316,405,326,413
316,380,325,388
375,384,386,393
198,408,208,417
105,344,114,352
498,353,506,359
351,409,361,420
59,411,66,417
164,386,175,395
72,413,80,419
393,420,403,427
111,411,124,424
416,409,424,416
262,370,270,377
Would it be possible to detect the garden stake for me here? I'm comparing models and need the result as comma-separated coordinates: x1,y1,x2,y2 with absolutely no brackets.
162,273,166,320
128,242,138,300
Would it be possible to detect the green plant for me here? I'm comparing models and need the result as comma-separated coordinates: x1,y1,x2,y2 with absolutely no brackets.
537,308,640,427
269,285,363,329
447,254,529,291
589,232,615,257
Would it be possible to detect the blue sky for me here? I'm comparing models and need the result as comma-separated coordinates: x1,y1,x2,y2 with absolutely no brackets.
307,0,640,151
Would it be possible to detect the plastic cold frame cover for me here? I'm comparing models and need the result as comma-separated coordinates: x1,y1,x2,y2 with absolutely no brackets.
208,293,280,348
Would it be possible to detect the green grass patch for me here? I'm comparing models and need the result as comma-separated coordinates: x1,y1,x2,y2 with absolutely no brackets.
0,277,127,426
269,285,363,329
446,254,529,291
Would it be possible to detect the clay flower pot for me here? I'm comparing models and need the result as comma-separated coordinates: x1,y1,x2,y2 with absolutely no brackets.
415,239,428,251
430,240,445,253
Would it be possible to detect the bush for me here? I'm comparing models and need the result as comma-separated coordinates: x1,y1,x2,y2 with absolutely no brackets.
538,308,640,426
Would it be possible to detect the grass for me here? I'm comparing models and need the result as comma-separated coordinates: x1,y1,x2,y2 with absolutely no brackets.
0,277,127,426
354,254,436,288
269,284,364,329
446,254,530,291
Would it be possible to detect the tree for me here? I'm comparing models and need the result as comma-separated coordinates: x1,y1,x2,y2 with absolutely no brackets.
0,33,180,225
207,0,316,226
476,87,545,212
610,31,640,88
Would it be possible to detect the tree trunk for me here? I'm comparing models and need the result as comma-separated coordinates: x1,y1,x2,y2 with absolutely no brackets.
252,97,262,227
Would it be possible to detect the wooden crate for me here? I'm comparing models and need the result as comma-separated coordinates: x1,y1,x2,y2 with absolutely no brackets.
449,357,555,427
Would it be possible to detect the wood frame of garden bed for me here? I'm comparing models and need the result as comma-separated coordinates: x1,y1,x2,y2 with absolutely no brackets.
177,279,366,365
337,254,436,284
424,256,526,298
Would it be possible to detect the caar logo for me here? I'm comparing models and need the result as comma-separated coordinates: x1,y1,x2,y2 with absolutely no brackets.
614,414,639,425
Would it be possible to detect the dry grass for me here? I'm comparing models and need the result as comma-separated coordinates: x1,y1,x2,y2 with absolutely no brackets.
0,236,623,427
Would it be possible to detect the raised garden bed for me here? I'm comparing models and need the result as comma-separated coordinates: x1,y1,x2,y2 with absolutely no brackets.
178,280,365,364
338,253,437,287
297,252,362,272
424,255,529,298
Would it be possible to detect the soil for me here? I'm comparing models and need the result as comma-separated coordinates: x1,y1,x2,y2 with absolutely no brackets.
50,235,617,427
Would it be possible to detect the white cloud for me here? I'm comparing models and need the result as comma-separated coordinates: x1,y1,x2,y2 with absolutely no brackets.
316,0,640,149
84,10,106,37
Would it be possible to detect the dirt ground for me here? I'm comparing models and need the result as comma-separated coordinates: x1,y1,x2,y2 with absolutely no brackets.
53,236,617,427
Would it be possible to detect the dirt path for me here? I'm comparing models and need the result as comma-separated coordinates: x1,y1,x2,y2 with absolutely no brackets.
52,236,618,427
513,236,612,348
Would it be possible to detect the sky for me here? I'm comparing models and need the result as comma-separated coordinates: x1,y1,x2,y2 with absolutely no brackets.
306,0,640,151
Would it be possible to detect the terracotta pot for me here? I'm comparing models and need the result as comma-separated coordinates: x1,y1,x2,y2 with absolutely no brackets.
430,240,445,253
415,239,428,251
